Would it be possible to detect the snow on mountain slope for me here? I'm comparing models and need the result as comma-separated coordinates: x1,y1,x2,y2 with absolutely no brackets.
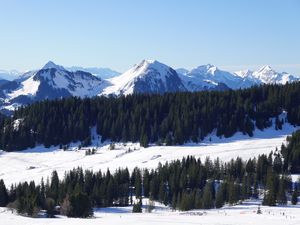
251,65,298,84
0,61,299,112
180,64,299,90
34,67,103,97
179,64,247,90
179,64,232,91
6,75,40,99
101,60,186,96
0,61,103,111
234,65,299,86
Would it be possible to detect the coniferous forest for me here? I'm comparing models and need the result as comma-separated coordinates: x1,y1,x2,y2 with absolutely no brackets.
0,130,300,218
1,82,300,152
1,82,300,218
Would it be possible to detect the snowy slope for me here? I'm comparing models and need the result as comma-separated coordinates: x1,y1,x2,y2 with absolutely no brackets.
6,75,40,99
101,60,186,95
0,121,297,186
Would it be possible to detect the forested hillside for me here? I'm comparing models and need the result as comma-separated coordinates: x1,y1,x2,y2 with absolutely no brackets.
1,82,300,151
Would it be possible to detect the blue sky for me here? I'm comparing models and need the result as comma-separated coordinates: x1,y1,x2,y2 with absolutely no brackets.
0,0,299,74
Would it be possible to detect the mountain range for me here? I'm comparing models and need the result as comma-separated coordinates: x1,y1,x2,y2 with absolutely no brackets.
0,60,298,113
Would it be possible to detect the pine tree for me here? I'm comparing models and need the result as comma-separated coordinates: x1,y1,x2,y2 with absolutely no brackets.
291,188,298,205
276,177,287,205
215,183,226,208
68,191,93,218
49,171,59,203
0,179,8,207
132,198,142,213
228,181,239,205
202,181,214,209
262,168,277,206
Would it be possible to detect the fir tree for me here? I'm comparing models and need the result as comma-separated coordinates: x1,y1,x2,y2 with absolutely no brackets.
0,179,8,207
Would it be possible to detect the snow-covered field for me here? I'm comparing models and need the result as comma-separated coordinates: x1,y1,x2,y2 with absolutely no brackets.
1,200,300,225
0,122,297,186
0,121,300,224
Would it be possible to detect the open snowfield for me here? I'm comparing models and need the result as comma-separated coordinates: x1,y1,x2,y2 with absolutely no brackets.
1,200,300,225
0,122,298,186
0,120,300,224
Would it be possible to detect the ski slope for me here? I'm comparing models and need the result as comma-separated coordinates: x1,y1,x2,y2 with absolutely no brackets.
0,122,297,186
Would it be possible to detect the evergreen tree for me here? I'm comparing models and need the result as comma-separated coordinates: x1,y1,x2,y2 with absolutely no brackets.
262,168,277,206
68,191,93,218
0,179,8,207
291,188,298,205
276,177,287,205
132,198,142,213
215,183,226,208
202,181,214,209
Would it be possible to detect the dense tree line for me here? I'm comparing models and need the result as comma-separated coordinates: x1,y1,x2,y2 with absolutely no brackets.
1,82,300,151
1,131,300,217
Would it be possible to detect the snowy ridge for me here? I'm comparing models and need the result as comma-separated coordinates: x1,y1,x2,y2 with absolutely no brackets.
0,61,103,111
180,64,299,90
251,65,298,84
101,60,186,95
0,60,299,112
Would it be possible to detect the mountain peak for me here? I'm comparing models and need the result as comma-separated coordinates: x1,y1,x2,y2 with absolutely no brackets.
132,60,172,75
42,61,65,71
137,59,162,68
191,64,217,74
257,65,274,73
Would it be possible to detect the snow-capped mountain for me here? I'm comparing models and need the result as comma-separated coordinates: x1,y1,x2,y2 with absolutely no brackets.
178,64,240,91
0,60,298,113
178,64,299,90
101,60,187,96
251,65,298,84
67,66,120,79
0,61,103,112
233,65,299,88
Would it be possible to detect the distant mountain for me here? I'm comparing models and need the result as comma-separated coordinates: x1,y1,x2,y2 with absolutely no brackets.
0,60,298,113
67,66,120,79
0,69,22,81
0,61,103,112
101,60,187,96
179,64,299,90
235,65,298,85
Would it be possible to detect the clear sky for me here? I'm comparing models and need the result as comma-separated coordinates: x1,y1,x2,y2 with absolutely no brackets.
0,0,299,74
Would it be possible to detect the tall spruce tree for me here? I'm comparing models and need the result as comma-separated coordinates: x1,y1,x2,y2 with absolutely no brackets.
0,179,8,207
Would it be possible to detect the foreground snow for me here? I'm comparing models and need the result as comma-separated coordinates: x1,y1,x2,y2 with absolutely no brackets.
0,123,297,186
0,200,300,225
